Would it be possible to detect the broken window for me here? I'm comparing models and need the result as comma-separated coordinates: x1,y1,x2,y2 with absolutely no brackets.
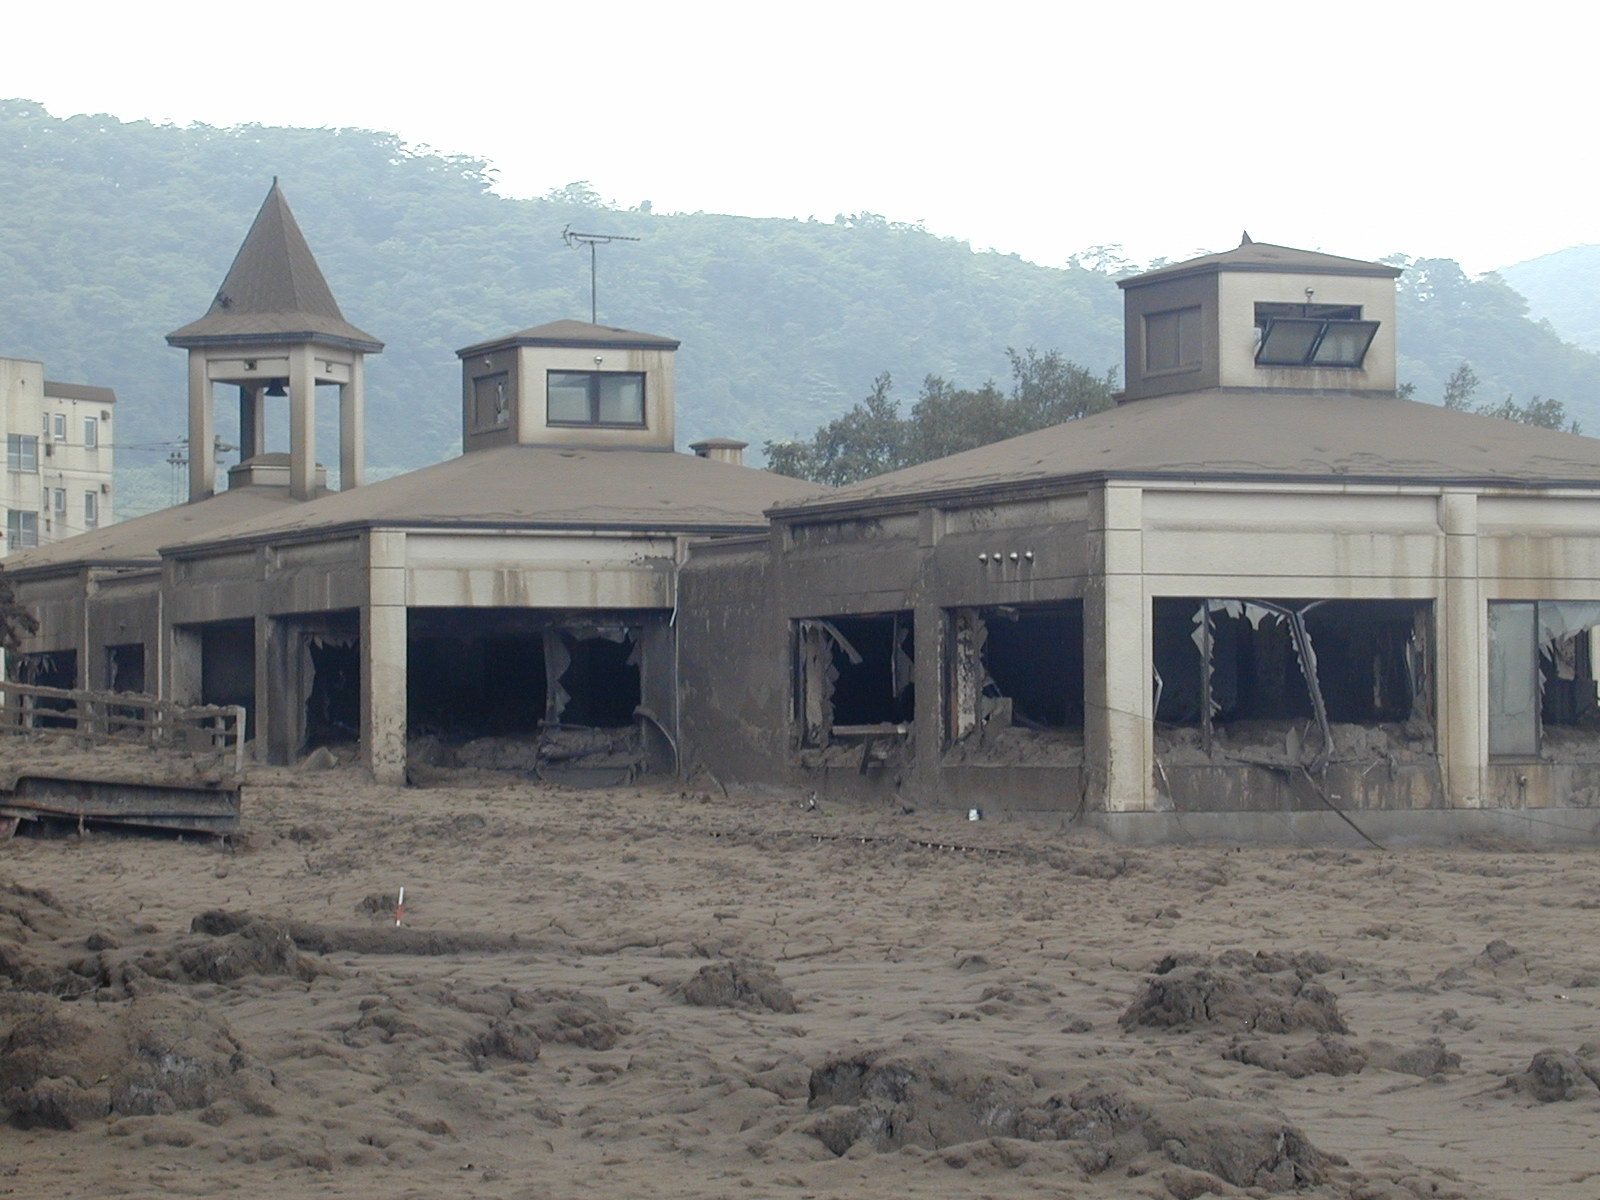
1488,601,1600,757
795,613,914,747
947,603,1084,745
106,643,146,694
304,634,360,751
1154,599,1431,759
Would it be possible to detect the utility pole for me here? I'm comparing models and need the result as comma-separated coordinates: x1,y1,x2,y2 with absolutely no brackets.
561,226,640,323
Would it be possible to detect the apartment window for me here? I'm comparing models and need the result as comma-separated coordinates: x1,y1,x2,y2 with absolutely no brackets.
83,491,98,529
52,488,65,515
6,435,37,472
51,413,66,442
1145,306,1201,373
1254,302,1379,368
547,371,646,427
83,417,98,449
6,510,38,549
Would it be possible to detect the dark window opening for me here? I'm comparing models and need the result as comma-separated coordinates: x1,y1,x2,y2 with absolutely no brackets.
948,603,1084,744
305,637,360,750
796,613,913,747
1254,302,1378,368
200,620,255,738
1154,599,1431,747
407,609,643,742
12,650,76,728
1488,600,1600,757
547,371,645,427
106,643,146,694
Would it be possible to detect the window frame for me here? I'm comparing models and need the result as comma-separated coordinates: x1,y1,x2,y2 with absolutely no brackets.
6,434,38,473
83,416,98,450
83,490,98,529
7,509,38,549
545,370,647,429
51,413,66,442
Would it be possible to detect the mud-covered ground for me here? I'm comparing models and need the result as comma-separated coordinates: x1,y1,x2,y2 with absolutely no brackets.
5,765,1600,1199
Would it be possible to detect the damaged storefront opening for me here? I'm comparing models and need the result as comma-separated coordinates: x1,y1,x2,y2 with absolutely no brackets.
406,609,650,780
1153,598,1433,765
947,603,1084,753
302,626,360,752
795,613,914,749
1488,601,1600,757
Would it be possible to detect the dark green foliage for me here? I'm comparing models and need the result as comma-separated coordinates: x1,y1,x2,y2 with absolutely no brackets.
765,350,1117,485
0,565,38,653
1440,359,1578,432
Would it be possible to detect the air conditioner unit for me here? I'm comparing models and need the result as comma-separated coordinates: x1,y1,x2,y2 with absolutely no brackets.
44,443,53,457
101,483,110,494
101,410,110,421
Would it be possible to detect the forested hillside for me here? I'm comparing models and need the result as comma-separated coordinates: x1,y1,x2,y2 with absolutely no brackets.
3,100,1598,514
1500,246,1600,353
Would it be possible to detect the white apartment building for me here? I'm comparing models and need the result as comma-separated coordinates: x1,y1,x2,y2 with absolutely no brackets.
1,357,115,557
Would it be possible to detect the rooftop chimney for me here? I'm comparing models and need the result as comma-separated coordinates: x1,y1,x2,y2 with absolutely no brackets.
689,437,747,466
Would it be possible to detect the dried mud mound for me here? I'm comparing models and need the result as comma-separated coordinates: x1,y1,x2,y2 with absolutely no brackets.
667,960,798,1013
802,1048,1336,1192
1225,1035,1460,1080
0,992,275,1129
1121,950,1347,1035
1507,1046,1600,1102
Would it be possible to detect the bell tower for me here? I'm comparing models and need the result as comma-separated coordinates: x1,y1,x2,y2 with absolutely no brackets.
167,180,383,501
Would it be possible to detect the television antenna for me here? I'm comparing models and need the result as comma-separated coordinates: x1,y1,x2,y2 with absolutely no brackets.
562,225,640,323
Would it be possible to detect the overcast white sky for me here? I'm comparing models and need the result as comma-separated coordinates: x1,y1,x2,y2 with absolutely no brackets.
9,1,1596,274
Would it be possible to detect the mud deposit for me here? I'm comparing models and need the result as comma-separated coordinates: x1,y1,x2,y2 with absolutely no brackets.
6,769,1600,1197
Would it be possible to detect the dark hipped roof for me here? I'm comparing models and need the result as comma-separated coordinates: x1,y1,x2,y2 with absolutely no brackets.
4,485,317,576
770,391,1600,518
166,181,382,352
166,444,820,554
458,319,680,358
1121,240,1403,289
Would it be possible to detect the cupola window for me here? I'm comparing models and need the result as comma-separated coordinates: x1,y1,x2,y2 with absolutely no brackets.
1254,302,1379,369
547,371,646,427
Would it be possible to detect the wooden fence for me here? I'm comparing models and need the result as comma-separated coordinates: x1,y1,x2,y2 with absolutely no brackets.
0,681,246,776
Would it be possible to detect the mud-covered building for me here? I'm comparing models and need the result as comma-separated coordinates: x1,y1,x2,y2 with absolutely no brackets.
4,183,817,784
678,240,1600,842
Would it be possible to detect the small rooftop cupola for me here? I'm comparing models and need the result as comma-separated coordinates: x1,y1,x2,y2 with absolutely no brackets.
455,319,680,453
1116,236,1402,402
167,180,383,501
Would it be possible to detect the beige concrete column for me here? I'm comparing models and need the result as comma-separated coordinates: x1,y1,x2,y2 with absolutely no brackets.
362,530,407,785
340,357,364,491
1440,490,1483,806
1086,483,1152,812
187,352,215,501
288,343,316,501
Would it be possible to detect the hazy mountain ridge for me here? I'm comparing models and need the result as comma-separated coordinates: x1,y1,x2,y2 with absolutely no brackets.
2,99,1597,515
1499,245,1600,353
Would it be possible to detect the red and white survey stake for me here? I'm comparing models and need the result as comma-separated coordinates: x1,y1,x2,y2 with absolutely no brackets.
394,886,405,927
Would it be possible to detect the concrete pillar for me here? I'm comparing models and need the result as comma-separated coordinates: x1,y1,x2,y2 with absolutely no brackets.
187,352,215,501
1086,483,1152,812
169,624,203,707
238,385,265,462
289,343,316,501
340,357,364,491
1440,490,1483,806
362,530,407,784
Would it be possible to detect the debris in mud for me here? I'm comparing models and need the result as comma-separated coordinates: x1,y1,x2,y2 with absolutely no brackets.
666,960,797,1013
1120,952,1347,1035
1224,1035,1459,1080
802,1047,1336,1191
1508,1048,1600,1102
0,992,275,1129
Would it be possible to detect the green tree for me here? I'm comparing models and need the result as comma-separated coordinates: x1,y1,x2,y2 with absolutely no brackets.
1439,359,1578,432
766,352,1117,485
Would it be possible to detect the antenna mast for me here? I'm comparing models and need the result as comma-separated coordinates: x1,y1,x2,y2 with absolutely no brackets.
561,225,640,323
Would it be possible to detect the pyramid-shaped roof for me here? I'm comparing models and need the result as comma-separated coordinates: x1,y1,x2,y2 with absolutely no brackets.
1121,239,1403,289
167,181,382,351
457,319,679,358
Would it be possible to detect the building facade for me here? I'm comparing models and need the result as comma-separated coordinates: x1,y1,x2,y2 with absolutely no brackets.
1,358,114,558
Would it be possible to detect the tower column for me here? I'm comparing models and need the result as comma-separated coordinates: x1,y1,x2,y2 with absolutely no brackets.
340,355,364,490
187,352,215,502
289,343,316,500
